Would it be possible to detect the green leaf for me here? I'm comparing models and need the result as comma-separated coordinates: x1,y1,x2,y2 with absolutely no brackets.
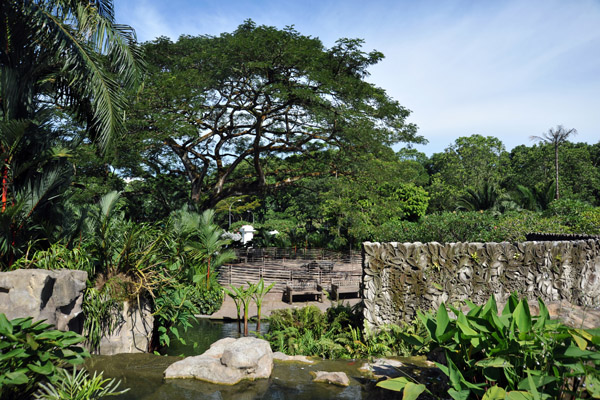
506,392,534,400
475,357,513,368
571,333,588,351
513,299,532,333
377,376,409,392
586,373,600,398
26,333,39,350
3,370,29,385
0,313,12,335
0,348,27,362
517,375,557,390
27,361,55,375
403,382,427,400
481,295,498,317
171,326,180,339
482,386,506,400
533,298,550,330
502,293,519,315
448,389,470,400
36,330,64,340
457,313,479,336
528,373,541,400
435,303,450,340
447,358,463,389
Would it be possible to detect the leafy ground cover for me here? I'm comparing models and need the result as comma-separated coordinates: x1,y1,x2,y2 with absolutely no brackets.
260,295,600,399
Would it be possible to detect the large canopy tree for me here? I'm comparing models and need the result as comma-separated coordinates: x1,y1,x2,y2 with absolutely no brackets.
0,0,144,266
126,20,424,208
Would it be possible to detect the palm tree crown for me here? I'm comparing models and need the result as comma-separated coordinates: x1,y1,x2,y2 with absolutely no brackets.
530,125,577,200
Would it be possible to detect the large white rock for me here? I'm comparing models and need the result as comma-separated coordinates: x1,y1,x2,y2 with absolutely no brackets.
164,337,273,385
0,269,87,331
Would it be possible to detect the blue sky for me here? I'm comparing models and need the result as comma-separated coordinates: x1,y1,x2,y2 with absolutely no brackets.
115,0,600,155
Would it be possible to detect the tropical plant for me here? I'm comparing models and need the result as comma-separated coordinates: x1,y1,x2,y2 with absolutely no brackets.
0,314,90,400
456,180,502,211
530,125,578,200
1,0,144,149
33,366,128,400
81,288,121,353
153,286,199,348
250,278,275,332
170,208,235,290
11,242,95,276
262,305,429,360
511,183,556,212
189,210,236,290
223,284,256,336
415,293,600,399
1,0,144,267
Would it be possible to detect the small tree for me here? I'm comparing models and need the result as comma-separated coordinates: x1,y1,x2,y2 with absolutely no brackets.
224,284,256,336
249,279,275,332
530,125,577,200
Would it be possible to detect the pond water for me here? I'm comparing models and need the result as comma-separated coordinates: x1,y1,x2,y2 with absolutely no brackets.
164,318,270,356
86,319,444,400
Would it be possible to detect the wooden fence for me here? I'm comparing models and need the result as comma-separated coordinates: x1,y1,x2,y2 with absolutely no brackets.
216,261,361,292
233,247,361,264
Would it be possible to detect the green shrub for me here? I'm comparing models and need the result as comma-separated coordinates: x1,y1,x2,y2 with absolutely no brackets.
262,305,428,360
410,294,600,399
490,211,571,242
191,286,224,315
153,286,199,348
572,207,600,235
0,314,90,400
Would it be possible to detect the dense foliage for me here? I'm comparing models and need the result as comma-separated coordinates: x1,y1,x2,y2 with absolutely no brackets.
0,314,89,399
261,305,429,359
412,294,600,399
124,20,424,209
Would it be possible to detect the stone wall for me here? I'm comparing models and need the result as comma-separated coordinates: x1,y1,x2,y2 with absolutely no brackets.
362,240,600,330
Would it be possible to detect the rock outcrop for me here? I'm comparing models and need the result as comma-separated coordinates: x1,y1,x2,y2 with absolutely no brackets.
311,371,350,387
164,337,273,385
96,299,154,355
0,269,87,332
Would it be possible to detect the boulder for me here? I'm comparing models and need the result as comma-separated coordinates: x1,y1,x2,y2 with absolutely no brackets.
311,371,350,387
96,299,153,355
164,337,273,385
0,269,87,332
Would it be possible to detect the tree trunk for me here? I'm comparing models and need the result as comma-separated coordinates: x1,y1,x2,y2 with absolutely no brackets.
1,164,8,212
555,143,560,200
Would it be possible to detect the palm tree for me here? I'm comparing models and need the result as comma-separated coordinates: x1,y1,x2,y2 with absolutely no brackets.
530,125,577,200
173,208,235,290
0,1,144,267
1,0,144,148
456,180,501,211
